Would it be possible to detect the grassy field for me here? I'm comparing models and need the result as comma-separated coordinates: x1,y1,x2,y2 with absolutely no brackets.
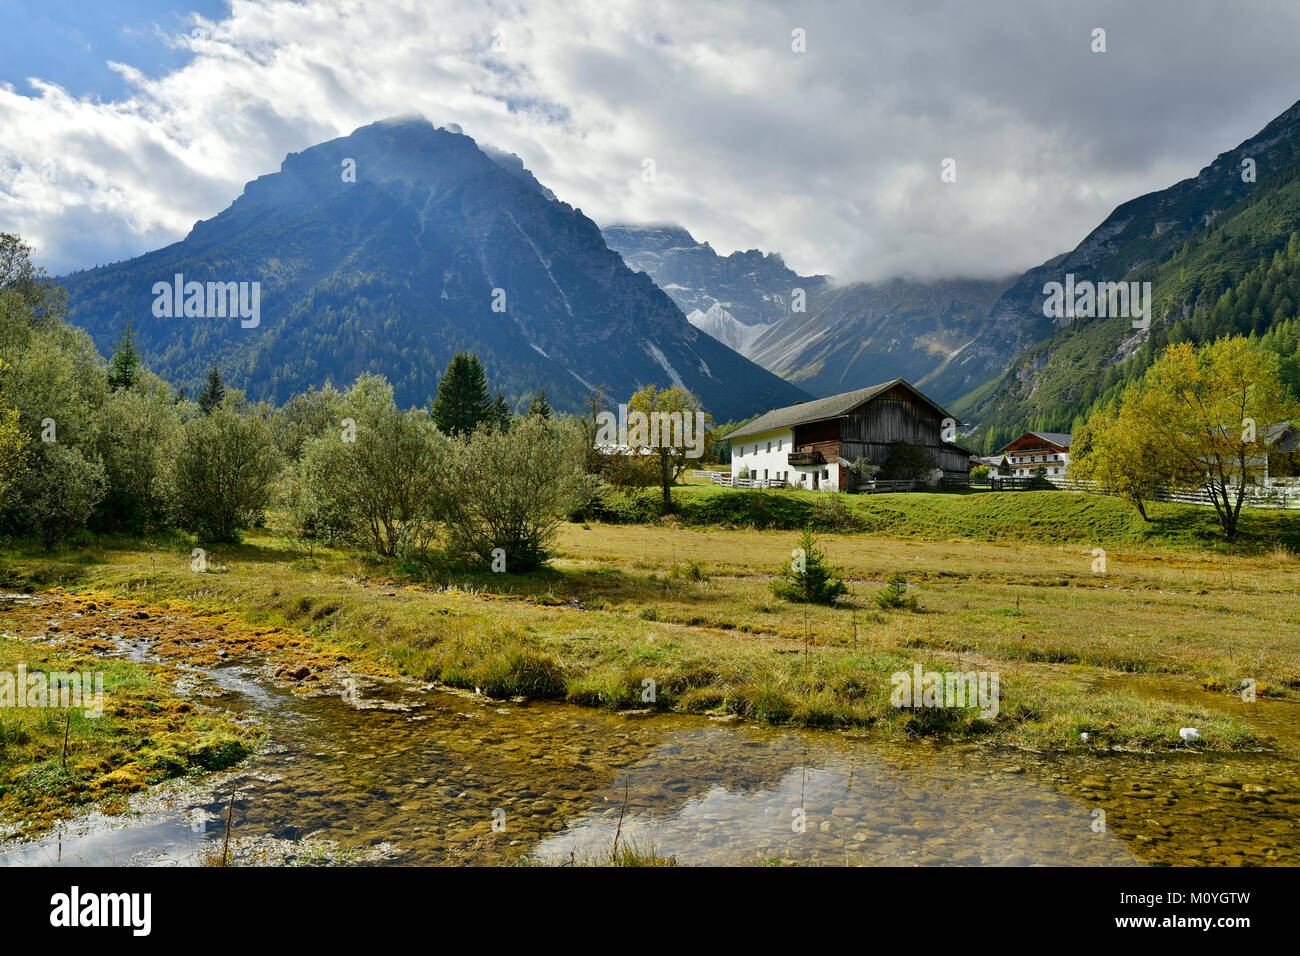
602,484,1300,552
2,489,1294,767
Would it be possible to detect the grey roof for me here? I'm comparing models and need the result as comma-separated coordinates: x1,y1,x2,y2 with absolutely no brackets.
727,378,955,441
1265,422,1300,451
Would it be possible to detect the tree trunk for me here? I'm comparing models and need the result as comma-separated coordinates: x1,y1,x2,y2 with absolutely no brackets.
660,451,672,514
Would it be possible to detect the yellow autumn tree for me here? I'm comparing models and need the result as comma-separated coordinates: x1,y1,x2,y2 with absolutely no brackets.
1079,337,1298,539
1072,387,1189,521
627,384,710,513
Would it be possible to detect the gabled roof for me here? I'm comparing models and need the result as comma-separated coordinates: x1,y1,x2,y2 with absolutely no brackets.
726,378,956,441
998,431,1072,452
1265,422,1300,451
1206,422,1297,448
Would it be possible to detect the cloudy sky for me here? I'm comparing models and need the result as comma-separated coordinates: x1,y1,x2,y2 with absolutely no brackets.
3,0,1300,283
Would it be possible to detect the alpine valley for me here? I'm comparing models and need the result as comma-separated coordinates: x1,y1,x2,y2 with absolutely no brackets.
610,97,1300,446
55,98,1300,436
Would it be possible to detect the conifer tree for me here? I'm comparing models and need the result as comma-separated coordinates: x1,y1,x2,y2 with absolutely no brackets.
492,391,513,432
107,315,141,391
527,388,552,419
198,364,226,415
430,351,491,436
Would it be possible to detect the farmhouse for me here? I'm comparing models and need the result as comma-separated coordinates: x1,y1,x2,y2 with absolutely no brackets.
726,378,972,491
997,431,1072,478
973,453,1013,478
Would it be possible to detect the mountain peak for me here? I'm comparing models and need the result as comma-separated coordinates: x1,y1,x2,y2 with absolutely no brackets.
59,122,807,420
603,222,829,330
603,223,700,251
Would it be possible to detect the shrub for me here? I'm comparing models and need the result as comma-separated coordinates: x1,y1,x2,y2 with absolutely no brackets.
441,416,597,571
294,375,444,557
669,559,708,582
880,442,934,481
165,399,281,542
846,456,880,491
0,402,26,513
18,443,106,549
570,486,661,524
93,378,182,533
597,448,659,488
810,493,863,531
269,384,346,462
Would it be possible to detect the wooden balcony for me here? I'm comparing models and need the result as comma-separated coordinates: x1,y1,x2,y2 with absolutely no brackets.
788,440,839,467
787,450,825,466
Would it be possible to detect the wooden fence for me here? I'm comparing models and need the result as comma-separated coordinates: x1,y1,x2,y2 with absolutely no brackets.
861,479,922,493
700,472,785,489
1047,477,1300,510
702,472,935,493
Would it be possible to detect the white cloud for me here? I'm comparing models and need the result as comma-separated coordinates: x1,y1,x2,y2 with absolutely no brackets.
3,0,1300,281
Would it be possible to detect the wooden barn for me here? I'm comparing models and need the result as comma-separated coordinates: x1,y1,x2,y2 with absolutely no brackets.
726,378,973,491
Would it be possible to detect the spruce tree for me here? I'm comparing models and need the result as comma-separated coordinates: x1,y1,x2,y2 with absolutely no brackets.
107,315,141,391
527,388,552,419
492,391,512,432
770,527,847,605
198,364,226,415
431,351,491,436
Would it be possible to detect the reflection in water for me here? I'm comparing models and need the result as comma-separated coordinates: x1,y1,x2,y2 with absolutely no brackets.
1,606,1297,866
534,738,1141,866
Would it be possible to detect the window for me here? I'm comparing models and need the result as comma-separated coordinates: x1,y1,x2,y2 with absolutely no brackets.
778,439,783,451
766,441,771,453
763,469,768,480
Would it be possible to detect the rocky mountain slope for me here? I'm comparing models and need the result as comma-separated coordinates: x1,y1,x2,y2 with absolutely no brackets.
605,223,1008,402
57,119,809,420
954,97,1300,447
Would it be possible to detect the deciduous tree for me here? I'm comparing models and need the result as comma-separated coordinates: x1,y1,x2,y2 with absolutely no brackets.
627,384,709,513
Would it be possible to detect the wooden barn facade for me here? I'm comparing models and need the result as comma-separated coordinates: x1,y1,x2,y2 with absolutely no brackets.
727,379,973,491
